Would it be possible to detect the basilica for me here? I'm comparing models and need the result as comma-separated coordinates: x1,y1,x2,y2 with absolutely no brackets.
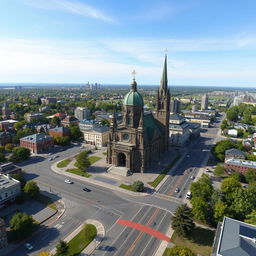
107,55,170,173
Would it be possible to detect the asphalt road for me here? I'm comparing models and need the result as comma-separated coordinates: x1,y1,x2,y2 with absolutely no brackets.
6,115,223,256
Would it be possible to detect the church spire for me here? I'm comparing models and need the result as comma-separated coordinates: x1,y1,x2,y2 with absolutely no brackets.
160,52,168,93
131,70,137,91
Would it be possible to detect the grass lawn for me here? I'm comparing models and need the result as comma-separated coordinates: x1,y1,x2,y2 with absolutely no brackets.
102,152,107,155
119,184,136,192
89,156,101,164
66,168,91,178
36,193,57,211
57,159,71,168
169,227,215,256
67,224,97,256
148,155,180,188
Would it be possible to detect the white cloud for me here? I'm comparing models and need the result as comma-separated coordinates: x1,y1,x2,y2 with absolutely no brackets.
24,0,115,23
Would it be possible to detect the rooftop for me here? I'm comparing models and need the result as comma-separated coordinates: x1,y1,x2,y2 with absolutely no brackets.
225,158,256,168
216,217,256,256
20,133,53,143
225,148,245,156
0,174,20,189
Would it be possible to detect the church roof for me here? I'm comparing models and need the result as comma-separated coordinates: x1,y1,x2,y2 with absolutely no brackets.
143,113,162,141
123,90,144,106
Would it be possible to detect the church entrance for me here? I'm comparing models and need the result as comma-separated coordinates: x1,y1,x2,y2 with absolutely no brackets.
117,153,126,167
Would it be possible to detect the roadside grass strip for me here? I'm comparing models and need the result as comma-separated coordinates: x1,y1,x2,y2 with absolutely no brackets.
57,159,71,168
66,168,91,178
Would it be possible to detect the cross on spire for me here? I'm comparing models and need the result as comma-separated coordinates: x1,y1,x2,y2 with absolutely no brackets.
132,70,137,80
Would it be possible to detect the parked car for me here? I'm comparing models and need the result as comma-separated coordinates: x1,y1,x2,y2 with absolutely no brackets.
175,187,180,193
83,187,91,192
64,179,73,184
48,158,53,161
24,243,33,250
186,191,192,199
190,175,195,180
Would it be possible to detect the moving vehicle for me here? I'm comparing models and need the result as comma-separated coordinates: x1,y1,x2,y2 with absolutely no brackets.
64,179,73,184
83,187,91,192
24,243,33,250
175,187,180,193
186,191,192,199
48,158,53,161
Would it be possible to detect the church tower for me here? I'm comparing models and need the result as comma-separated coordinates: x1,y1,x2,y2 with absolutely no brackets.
156,54,170,152
2,102,11,120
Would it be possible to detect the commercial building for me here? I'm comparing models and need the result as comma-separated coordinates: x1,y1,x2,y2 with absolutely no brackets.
170,99,181,114
41,97,57,105
0,174,21,208
184,113,212,127
212,216,256,256
74,107,91,121
201,94,208,110
169,114,190,146
224,158,256,174
49,126,70,138
82,126,109,148
20,133,54,154
25,113,44,123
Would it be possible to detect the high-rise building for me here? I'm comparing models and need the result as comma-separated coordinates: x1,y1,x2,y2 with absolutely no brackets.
74,107,91,121
201,94,208,110
170,99,180,114
2,102,11,120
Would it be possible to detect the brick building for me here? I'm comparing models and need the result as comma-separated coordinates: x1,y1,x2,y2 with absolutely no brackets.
224,158,256,174
49,126,70,138
61,116,79,127
20,133,54,153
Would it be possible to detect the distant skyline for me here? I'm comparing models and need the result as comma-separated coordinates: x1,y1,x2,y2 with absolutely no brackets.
0,0,256,86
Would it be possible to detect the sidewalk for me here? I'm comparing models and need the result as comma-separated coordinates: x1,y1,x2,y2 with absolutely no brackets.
50,219,105,256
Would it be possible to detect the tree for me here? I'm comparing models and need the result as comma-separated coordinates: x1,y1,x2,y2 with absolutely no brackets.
131,181,144,192
9,147,31,162
165,245,196,256
191,197,212,222
54,136,71,146
14,120,27,130
56,240,69,256
75,151,91,171
171,204,195,237
24,181,40,199
226,107,239,122
245,209,256,225
0,152,6,163
51,116,61,126
70,125,83,140
100,119,110,126
214,201,228,223
214,164,225,177
221,177,241,203
190,174,213,200
5,143,14,152
245,169,256,184
0,145,4,153
11,173,26,188
10,212,34,240
221,120,229,131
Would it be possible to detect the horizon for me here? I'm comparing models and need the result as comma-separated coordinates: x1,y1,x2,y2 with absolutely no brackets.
1,1,256,86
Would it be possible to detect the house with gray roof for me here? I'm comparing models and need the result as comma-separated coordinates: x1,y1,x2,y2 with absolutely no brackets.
225,148,245,160
212,216,256,256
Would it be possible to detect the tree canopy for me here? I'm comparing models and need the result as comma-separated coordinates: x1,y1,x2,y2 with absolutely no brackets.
9,146,31,162
24,181,40,199
75,151,91,171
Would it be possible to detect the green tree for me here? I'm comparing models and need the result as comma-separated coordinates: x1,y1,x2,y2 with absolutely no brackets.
212,139,236,161
171,204,195,237
54,136,71,146
75,151,91,171
24,181,40,199
51,116,61,126
245,168,256,184
221,120,229,131
5,143,14,152
0,152,6,163
214,201,228,223
191,197,212,222
13,120,27,130
226,107,239,122
56,240,69,256
165,245,196,256
70,125,83,140
0,145,4,153
11,173,26,188
131,181,144,192
221,177,241,203
214,164,225,177
190,174,213,200
10,212,34,240
9,147,31,162
245,209,256,225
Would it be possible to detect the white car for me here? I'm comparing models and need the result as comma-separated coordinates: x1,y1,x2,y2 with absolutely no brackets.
64,179,73,184
24,243,33,250
175,187,180,193
186,191,192,199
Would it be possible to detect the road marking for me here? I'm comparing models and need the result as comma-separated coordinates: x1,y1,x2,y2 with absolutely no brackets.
116,218,170,241
124,208,160,256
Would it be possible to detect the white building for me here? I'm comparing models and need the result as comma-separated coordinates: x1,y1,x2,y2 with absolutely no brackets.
74,107,91,121
227,129,238,138
0,174,21,208
201,94,208,110
82,126,109,148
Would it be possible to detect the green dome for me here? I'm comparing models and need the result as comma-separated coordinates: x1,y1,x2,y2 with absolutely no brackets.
123,90,144,106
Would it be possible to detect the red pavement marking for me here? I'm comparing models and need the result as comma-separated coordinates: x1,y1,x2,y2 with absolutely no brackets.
116,219,170,242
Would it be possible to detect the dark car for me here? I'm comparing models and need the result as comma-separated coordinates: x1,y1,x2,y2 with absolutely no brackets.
83,187,91,192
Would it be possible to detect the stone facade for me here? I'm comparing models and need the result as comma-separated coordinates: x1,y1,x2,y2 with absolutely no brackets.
107,56,170,173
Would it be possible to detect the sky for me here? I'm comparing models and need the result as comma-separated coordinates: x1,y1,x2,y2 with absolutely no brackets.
0,0,256,87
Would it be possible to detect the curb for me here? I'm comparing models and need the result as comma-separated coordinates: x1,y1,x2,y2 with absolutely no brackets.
52,160,149,197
